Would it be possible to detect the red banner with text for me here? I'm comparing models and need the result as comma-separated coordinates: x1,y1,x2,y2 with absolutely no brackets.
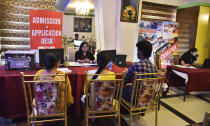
30,10,63,49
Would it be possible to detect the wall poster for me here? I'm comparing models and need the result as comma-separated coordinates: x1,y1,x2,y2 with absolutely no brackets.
139,20,178,69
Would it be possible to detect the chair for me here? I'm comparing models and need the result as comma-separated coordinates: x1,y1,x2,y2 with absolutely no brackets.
121,72,165,126
171,54,181,65
20,72,68,126
68,47,79,62
202,112,210,126
84,72,125,126
154,54,161,70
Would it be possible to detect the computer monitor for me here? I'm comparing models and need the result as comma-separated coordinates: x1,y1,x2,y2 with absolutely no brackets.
39,48,64,67
202,58,210,68
74,40,83,47
115,54,127,66
99,50,116,62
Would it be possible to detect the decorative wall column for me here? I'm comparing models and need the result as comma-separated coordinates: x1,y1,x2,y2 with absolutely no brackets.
94,0,105,50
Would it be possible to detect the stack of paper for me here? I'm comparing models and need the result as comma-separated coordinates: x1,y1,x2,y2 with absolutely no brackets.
82,63,97,66
68,62,81,66
175,65,196,69
57,68,71,73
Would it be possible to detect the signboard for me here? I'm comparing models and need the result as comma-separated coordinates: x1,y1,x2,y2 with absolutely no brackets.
160,42,178,69
30,10,63,49
139,20,178,69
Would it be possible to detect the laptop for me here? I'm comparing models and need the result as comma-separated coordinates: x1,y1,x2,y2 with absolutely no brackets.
202,58,210,68
74,40,83,47
115,54,127,66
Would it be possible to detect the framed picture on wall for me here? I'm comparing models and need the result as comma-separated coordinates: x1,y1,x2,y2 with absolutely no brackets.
120,0,140,23
74,17,92,32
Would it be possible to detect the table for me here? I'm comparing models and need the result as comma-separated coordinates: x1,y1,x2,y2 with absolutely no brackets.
0,64,123,119
166,65,210,93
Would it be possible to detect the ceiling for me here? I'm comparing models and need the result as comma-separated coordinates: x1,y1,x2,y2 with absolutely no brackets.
64,0,94,13
58,0,210,13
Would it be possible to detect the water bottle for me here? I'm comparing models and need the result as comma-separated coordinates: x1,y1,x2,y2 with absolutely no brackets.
64,56,68,67
108,61,112,70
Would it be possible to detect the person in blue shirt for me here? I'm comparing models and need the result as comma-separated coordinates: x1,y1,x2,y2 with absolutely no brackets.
123,40,157,103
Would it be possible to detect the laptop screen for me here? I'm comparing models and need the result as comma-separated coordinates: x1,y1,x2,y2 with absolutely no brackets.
74,40,83,47
115,54,127,66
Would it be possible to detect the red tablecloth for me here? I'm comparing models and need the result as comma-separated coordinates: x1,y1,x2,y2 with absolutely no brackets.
166,65,210,93
0,64,123,119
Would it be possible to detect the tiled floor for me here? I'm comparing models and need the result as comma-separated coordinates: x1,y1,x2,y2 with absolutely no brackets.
122,105,189,126
161,95,210,123
0,89,210,126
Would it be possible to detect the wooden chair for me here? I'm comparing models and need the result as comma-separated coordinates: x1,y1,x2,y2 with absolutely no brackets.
121,72,165,126
84,72,125,126
20,72,68,126
202,112,210,126
154,54,161,70
171,54,181,65
67,47,79,62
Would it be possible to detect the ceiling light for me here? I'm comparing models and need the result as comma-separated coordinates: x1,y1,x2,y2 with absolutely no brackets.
68,1,94,16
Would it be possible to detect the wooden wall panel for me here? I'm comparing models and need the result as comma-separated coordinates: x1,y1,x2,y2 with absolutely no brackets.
141,1,177,22
176,7,200,53
0,0,56,59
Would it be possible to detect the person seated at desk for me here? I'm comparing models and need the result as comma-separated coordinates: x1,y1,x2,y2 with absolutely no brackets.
92,52,114,79
34,53,74,113
178,48,199,67
123,40,157,108
81,36,86,42
82,52,115,112
83,52,115,93
74,33,79,40
75,42,95,63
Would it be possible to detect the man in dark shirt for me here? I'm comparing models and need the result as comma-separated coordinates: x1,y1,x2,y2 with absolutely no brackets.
75,34,79,40
179,48,199,67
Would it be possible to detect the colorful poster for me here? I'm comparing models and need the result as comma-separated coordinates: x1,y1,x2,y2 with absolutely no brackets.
138,21,157,45
139,20,178,69
30,10,63,49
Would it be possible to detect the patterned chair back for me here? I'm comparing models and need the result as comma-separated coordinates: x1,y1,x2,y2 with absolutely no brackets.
85,72,125,126
131,72,165,108
20,72,68,125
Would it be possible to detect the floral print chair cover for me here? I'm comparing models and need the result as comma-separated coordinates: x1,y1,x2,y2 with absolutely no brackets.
34,76,59,115
137,79,160,107
89,81,116,111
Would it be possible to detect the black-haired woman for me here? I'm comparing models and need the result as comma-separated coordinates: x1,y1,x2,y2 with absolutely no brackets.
83,52,115,93
75,42,95,63
179,48,199,67
82,53,115,116
34,53,74,114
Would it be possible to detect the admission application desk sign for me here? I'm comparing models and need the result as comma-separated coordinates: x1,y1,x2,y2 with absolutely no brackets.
30,10,63,49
